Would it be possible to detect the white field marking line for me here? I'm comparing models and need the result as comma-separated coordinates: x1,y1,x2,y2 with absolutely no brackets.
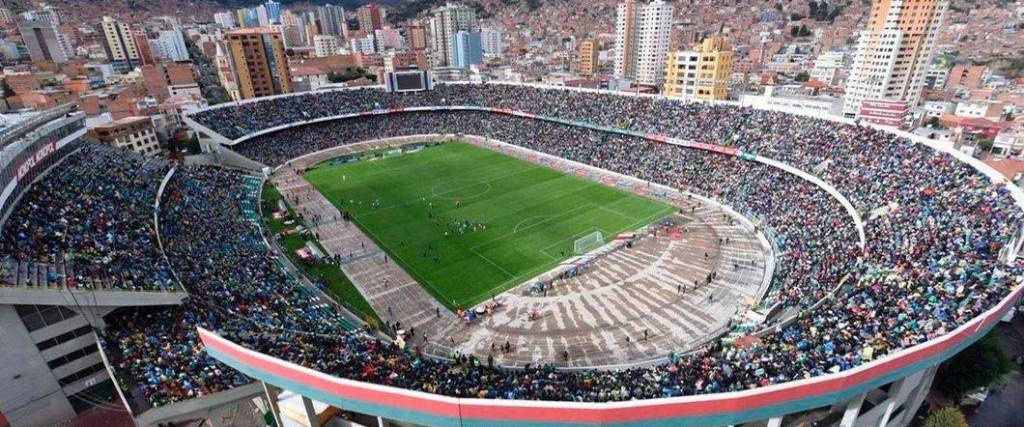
462,209,670,306
430,179,492,200
352,164,536,220
473,203,675,296
512,215,554,233
311,143,473,201
337,210,453,308
538,226,603,259
329,153,460,182
594,203,649,223
469,246,516,279
460,205,682,307
468,203,597,252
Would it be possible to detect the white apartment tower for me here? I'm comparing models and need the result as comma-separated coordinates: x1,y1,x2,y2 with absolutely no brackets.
214,11,237,28
313,35,339,57
842,0,949,118
428,3,478,68
481,28,503,57
614,0,674,86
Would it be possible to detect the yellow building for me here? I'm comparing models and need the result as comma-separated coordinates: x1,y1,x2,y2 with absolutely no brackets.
664,36,733,101
224,28,293,99
579,40,598,76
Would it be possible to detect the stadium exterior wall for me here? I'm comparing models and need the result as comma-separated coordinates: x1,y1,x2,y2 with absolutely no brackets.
199,281,1022,427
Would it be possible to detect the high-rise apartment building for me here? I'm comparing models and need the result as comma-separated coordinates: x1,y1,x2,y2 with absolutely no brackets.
694,36,733,100
578,39,598,76
19,20,69,63
664,50,698,99
223,28,292,99
357,3,384,32
317,4,347,38
131,30,155,66
664,36,733,101
480,28,502,58
214,11,236,28
374,28,404,51
279,11,306,47
349,35,376,54
313,35,339,57
101,16,141,72
264,0,282,24
453,30,482,69
428,3,478,68
407,23,428,50
235,9,247,28
614,0,673,86
150,29,189,62
842,0,949,118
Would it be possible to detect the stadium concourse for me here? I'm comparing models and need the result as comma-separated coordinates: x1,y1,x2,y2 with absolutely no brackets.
270,138,770,368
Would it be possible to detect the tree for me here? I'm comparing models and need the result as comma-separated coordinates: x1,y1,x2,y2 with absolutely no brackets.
327,67,375,83
934,332,1015,399
978,137,995,152
928,116,941,128
795,72,810,82
923,406,969,427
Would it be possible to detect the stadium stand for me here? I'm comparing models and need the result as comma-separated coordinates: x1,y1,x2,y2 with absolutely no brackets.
1,84,1021,426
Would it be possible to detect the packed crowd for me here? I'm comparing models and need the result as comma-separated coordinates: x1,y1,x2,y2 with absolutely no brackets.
240,111,859,307
4,83,1016,408
0,143,177,290
188,85,1024,401
101,165,355,408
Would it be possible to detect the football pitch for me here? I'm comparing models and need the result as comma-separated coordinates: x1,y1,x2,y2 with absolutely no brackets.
304,142,675,309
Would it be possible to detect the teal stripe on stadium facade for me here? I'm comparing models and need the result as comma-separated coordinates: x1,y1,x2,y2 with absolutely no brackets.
203,301,1007,427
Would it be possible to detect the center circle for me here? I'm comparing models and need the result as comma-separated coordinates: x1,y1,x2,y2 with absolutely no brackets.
431,179,492,200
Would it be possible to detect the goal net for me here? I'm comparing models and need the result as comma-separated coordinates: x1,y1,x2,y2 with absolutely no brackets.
573,231,604,255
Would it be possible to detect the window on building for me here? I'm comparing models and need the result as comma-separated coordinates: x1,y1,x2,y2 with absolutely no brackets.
58,362,106,386
15,305,79,332
47,344,99,370
36,324,93,351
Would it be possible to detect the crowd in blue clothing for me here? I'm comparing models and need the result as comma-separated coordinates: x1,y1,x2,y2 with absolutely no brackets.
4,83,1019,408
0,143,177,290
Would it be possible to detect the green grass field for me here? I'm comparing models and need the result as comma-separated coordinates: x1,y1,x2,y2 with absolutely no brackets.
304,142,675,309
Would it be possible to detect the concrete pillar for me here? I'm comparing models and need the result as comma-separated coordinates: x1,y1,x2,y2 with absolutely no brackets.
766,416,783,427
262,381,284,427
896,365,939,427
839,392,866,427
302,395,319,427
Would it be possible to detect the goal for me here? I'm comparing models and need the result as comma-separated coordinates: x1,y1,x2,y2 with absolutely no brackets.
573,231,604,255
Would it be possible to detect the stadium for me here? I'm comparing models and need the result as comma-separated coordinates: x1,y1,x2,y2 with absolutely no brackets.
0,82,1022,427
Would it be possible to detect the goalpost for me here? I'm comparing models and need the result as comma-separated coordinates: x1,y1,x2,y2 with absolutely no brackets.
573,231,605,255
